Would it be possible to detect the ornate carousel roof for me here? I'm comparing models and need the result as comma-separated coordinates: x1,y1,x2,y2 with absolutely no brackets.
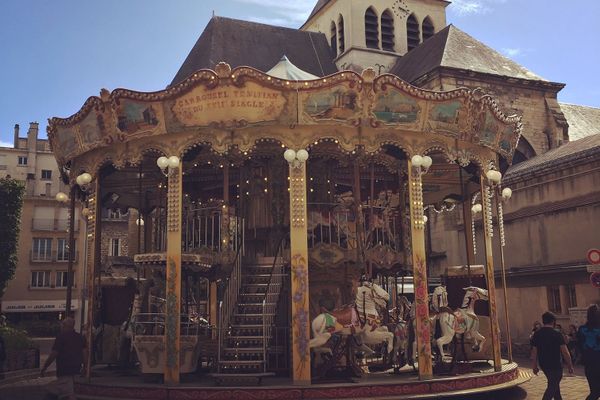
47,63,522,181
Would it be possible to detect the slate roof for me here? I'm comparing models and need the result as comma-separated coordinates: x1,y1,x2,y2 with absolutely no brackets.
307,0,331,23
505,134,600,180
171,17,337,86
560,103,600,141
390,25,547,84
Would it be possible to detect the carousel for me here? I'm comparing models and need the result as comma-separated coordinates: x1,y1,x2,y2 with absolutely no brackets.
48,59,531,399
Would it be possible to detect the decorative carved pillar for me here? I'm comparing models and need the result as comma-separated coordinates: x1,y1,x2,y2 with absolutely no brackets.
85,181,101,381
480,177,502,372
288,159,311,384
165,165,183,385
407,160,433,380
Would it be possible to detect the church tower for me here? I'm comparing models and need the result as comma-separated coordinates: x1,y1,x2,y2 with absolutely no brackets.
301,0,448,73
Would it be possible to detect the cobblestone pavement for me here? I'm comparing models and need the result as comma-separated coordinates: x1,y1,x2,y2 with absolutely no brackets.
446,357,591,400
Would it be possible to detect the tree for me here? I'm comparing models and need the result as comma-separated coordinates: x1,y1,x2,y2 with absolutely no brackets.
0,178,24,296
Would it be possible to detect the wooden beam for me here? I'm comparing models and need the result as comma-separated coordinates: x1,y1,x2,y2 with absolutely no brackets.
165,165,183,385
288,159,311,384
480,177,503,372
408,160,433,380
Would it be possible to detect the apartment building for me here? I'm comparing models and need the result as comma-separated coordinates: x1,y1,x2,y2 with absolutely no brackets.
0,123,86,330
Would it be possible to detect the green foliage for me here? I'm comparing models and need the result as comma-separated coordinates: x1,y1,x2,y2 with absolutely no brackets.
0,178,24,296
0,325,37,351
14,320,60,338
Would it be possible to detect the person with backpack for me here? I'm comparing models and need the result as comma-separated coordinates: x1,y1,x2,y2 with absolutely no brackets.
577,304,600,400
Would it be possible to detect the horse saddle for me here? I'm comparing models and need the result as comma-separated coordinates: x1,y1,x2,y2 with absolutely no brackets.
328,305,359,330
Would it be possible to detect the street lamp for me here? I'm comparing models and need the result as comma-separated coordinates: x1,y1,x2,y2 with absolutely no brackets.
57,171,95,319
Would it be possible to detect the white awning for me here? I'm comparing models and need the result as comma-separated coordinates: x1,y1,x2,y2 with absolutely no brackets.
266,55,318,81
1,299,79,313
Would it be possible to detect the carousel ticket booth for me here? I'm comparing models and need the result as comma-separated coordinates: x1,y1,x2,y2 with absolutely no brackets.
48,61,530,398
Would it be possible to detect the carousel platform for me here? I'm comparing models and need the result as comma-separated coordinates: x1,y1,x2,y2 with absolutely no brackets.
75,360,531,400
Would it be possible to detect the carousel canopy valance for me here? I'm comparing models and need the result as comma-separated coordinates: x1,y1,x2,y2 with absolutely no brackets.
47,63,521,177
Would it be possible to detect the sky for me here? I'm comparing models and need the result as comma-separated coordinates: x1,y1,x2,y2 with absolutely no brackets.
1,0,599,146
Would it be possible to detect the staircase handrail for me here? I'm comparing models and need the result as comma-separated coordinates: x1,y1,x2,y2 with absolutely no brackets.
216,229,243,373
262,234,288,372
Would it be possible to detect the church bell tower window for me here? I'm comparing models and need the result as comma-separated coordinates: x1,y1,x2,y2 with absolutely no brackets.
331,21,338,56
338,15,345,54
407,14,420,51
365,7,379,49
381,10,395,52
422,17,435,41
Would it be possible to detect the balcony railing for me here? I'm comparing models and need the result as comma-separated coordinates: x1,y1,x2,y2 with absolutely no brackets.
32,219,80,232
30,251,79,263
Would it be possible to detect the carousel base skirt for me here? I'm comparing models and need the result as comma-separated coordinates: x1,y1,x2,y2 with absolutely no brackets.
75,360,530,400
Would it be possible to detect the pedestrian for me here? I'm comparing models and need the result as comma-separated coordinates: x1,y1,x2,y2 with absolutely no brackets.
577,304,600,400
40,317,87,400
567,324,579,364
531,311,574,400
530,320,542,358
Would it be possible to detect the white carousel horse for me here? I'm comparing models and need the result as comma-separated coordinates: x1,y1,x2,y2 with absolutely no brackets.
432,286,488,359
309,280,394,356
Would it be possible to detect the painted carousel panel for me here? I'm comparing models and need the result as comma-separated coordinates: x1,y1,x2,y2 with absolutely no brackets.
167,81,288,129
300,82,362,124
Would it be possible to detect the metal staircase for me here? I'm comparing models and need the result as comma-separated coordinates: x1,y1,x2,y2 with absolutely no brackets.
214,242,288,385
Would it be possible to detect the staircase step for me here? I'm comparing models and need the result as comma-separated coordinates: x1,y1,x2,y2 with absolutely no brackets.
218,360,265,365
224,347,264,351
227,336,265,340
238,303,276,307
233,313,275,318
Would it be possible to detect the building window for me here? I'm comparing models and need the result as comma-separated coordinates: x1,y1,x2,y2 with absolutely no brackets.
330,21,337,56
31,271,51,288
110,238,121,257
56,271,74,288
18,156,27,166
338,15,345,53
56,238,73,262
565,285,577,309
381,10,395,52
32,238,53,261
407,14,420,51
547,285,562,314
41,170,52,180
105,208,127,220
422,16,435,41
365,7,379,49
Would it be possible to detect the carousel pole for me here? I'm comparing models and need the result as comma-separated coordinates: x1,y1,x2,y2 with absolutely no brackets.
158,155,183,385
480,169,503,372
353,158,366,275
458,165,475,285
84,178,100,381
407,155,433,380
495,186,514,362
284,149,311,385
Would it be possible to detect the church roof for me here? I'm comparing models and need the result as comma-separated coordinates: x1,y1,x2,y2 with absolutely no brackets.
390,25,547,84
307,0,331,22
171,16,337,86
560,103,600,141
267,56,319,80
506,134,600,180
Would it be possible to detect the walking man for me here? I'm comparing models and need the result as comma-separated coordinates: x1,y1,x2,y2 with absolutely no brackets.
531,311,574,400
41,317,87,400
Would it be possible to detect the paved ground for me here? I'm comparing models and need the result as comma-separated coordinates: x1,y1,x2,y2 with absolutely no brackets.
443,357,590,400
0,356,592,399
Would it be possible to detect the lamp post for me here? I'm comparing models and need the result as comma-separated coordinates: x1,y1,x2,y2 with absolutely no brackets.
56,172,92,318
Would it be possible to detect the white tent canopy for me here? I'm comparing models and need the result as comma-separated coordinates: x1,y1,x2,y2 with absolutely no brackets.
266,55,319,81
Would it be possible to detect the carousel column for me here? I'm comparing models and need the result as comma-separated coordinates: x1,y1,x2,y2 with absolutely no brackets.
84,179,100,381
284,149,311,385
408,156,433,380
158,155,183,385
480,170,503,372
